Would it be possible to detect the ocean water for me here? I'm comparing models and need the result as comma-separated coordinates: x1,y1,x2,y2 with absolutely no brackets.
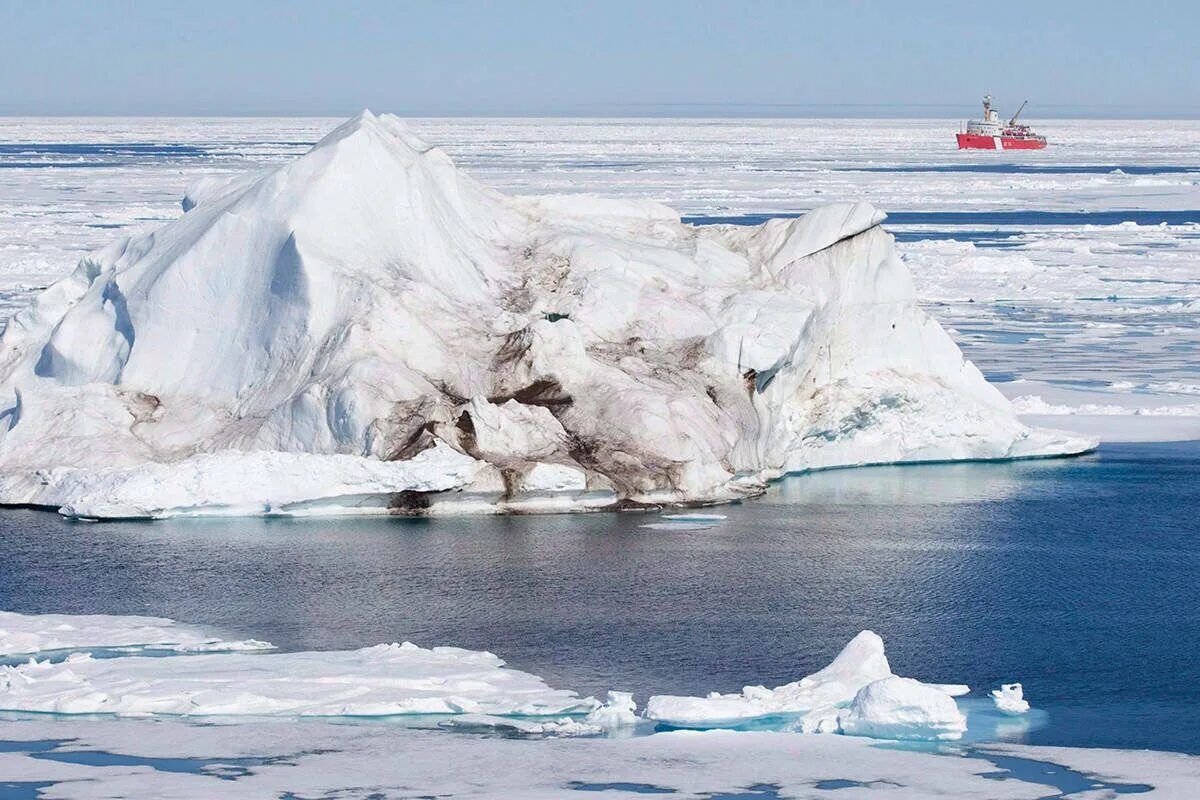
1,441,1196,754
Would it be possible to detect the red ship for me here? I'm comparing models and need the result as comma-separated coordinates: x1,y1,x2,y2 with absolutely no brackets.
956,95,1047,150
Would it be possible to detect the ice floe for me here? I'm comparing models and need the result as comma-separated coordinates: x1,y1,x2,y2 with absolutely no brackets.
0,610,272,657
0,640,597,717
0,112,1089,519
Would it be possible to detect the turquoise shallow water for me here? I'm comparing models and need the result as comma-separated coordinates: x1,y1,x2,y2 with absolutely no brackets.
0,441,1197,753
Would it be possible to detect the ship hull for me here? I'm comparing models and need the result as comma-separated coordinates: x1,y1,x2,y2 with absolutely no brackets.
957,133,1046,150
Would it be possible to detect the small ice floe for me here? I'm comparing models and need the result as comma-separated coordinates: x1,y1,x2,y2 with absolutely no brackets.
585,691,639,730
991,683,1031,715
640,512,726,531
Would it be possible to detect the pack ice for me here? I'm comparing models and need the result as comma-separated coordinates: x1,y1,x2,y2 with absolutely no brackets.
0,112,1092,518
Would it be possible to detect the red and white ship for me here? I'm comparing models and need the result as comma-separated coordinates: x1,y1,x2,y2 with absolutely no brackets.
956,95,1047,150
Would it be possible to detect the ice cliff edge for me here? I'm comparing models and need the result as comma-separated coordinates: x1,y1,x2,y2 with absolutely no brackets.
0,111,1093,518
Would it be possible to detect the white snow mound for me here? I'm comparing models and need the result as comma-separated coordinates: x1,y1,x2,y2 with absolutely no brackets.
0,111,1093,518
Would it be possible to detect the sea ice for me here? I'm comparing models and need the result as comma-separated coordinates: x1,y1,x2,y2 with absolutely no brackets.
0,112,1089,518
992,683,1031,715
4,716,1194,799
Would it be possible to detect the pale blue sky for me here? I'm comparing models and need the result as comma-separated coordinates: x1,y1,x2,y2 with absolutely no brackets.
2,0,1196,117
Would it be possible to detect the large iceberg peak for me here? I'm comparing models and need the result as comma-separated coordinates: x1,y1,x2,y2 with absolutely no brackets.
0,113,1093,518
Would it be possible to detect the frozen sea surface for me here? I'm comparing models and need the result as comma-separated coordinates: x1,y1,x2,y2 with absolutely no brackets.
1,117,1197,439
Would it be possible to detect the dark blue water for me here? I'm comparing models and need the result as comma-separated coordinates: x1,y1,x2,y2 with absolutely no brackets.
0,442,1197,754
686,210,1200,227
842,164,1200,175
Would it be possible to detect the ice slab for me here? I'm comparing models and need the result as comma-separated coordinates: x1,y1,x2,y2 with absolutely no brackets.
0,611,272,657
0,641,597,717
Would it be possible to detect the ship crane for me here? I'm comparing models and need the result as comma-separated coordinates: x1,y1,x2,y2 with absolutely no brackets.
1008,100,1029,126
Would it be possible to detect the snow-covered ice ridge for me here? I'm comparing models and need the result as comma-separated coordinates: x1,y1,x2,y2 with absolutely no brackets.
0,612,985,744
0,112,1089,519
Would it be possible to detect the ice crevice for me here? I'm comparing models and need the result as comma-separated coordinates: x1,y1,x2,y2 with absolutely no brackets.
0,111,1093,518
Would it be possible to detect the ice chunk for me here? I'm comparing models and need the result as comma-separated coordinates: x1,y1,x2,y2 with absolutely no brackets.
0,641,597,717
645,631,970,742
585,691,639,730
991,682,1031,715
0,610,272,657
837,676,967,741
645,631,893,726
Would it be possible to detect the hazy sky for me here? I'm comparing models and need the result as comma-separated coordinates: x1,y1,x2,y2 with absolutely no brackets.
2,0,1196,117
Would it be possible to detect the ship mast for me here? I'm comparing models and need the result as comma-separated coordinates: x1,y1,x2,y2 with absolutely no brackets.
1009,100,1029,126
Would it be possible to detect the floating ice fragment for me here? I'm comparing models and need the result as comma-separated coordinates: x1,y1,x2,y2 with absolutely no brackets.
645,631,893,727
645,631,969,741
837,676,967,741
0,610,273,657
585,691,639,730
991,683,1031,715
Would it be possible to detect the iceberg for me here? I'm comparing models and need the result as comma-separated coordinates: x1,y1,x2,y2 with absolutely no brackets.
0,112,1092,518
645,631,968,740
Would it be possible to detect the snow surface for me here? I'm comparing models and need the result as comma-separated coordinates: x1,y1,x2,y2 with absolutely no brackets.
0,112,1089,518
2,717,1196,799
0,610,272,657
